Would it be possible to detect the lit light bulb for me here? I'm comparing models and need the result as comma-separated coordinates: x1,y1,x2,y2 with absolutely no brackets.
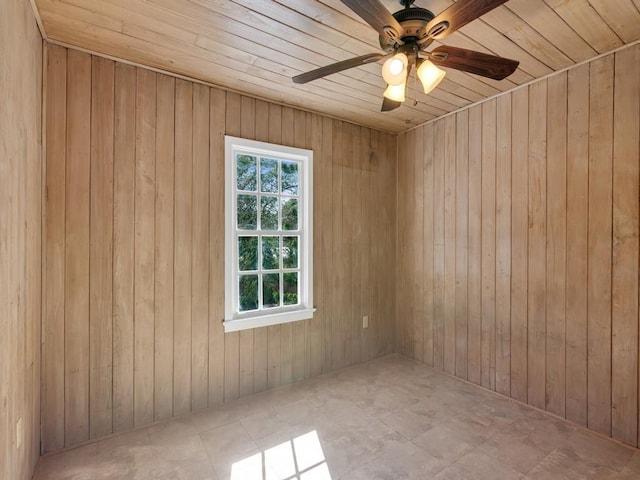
383,80,406,102
389,58,404,75
381,53,408,86
416,59,446,94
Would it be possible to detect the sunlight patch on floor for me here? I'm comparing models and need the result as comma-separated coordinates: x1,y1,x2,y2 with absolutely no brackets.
231,430,332,480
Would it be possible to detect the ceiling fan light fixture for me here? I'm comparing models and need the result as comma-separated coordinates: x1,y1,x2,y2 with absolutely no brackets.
381,53,408,85
383,80,406,102
417,59,446,94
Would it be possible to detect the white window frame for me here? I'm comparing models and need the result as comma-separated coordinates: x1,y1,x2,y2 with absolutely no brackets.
224,136,314,333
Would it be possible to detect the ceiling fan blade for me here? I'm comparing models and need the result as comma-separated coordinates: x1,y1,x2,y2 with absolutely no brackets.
341,0,403,39
381,96,402,112
428,45,519,80
423,0,509,40
292,53,384,84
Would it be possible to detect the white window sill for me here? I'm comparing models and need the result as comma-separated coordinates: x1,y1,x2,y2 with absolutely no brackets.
223,307,316,333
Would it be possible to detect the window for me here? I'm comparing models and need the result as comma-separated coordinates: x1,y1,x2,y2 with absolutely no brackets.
224,136,313,333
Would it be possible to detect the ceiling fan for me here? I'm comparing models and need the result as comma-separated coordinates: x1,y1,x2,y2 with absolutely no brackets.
292,0,519,112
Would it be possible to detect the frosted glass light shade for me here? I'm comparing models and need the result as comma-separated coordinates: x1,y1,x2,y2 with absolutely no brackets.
383,81,406,102
381,53,408,85
417,60,446,94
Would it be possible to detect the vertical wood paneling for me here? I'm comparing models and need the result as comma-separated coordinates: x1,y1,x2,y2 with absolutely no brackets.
154,74,175,421
545,72,567,417
443,116,457,375
399,128,412,358
192,84,210,410
432,120,446,371
112,63,136,433
455,111,469,380
412,127,425,364
26,33,43,473
495,94,512,397
43,44,67,451
362,126,374,362
611,45,639,447
331,119,345,371
565,63,590,427
320,115,334,372
64,50,91,446
353,123,365,361
527,80,547,410
466,105,482,385
404,129,414,359
133,68,156,427
384,132,398,356
1,0,42,476
208,88,226,406
396,130,408,356
174,79,194,415
422,124,435,367
357,125,369,362
397,44,640,448
510,87,529,403
587,55,614,436
481,99,497,390
89,56,115,439
343,122,357,365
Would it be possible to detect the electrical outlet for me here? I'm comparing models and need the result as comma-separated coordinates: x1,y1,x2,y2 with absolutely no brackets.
16,417,23,449
362,316,369,329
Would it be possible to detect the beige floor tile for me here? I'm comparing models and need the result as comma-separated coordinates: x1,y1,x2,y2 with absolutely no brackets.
199,420,259,478
146,416,200,446
523,448,620,479
240,410,290,442
187,401,254,435
93,445,171,480
412,422,482,466
434,449,524,479
510,410,579,452
564,428,635,471
342,438,447,479
379,407,446,440
36,444,99,480
619,452,640,479
477,428,555,474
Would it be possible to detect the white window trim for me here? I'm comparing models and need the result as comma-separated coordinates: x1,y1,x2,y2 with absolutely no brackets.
224,135,314,333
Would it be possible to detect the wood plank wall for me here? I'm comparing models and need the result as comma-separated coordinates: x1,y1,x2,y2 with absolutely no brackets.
0,0,43,478
396,43,640,446
42,44,397,452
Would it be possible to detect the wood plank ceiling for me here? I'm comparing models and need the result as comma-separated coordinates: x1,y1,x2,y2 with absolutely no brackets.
33,0,640,133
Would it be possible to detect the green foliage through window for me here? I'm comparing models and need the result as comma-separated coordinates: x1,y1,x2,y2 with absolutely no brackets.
239,275,258,311
238,236,258,271
262,236,280,270
235,152,301,312
236,155,257,191
237,195,257,229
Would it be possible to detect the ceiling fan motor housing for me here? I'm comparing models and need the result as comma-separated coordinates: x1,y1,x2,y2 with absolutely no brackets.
380,6,435,51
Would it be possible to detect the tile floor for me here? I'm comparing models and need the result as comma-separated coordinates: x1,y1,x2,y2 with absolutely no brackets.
34,355,640,479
